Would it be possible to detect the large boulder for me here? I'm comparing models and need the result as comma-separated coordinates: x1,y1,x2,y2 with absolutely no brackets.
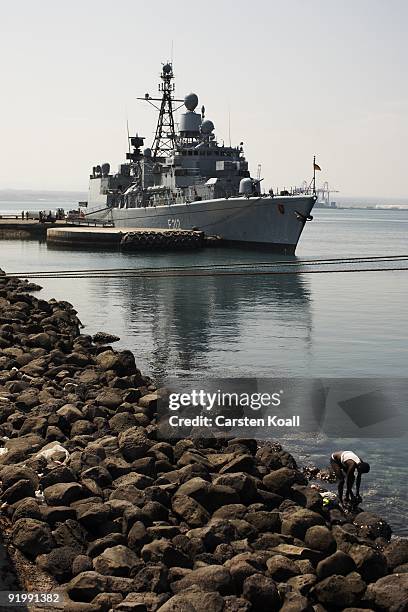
0,465,39,490
95,350,136,376
157,587,224,612
353,511,392,540
171,566,233,595
304,525,336,554
172,494,210,528
36,546,77,582
66,571,109,602
242,573,281,609
93,545,141,577
12,518,55,558
349,544,388,582
43,482,83,506
364,573,408,611
316,550,357,580
281,508,325,539
313,572,366,608
266,555,299,581
118,427,151,462
141,540,191,568
1,479,36,504
263,467,297,493
384,539,408,571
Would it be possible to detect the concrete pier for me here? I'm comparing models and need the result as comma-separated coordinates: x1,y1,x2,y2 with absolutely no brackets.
0,219,60,239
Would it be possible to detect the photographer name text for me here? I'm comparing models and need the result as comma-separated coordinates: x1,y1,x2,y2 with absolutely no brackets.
168,414,300,428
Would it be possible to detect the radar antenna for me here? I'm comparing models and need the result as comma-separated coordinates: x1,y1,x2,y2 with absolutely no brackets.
137,62,184,158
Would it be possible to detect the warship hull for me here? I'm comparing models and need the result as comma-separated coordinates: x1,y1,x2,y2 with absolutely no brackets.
90,195,315,253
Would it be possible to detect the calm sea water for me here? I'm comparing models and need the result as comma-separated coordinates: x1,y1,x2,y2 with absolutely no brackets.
1,205,407,534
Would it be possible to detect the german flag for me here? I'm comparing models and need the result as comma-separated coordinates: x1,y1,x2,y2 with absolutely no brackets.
314,162,321,171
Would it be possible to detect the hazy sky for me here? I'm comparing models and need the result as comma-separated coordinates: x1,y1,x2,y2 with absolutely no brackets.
1,0,407,197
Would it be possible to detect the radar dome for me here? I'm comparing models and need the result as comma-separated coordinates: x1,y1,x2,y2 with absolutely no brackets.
184,93,198,111
163,63,172,74
201,119,215,134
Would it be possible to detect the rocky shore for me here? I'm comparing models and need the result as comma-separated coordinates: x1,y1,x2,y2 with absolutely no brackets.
0,269,407,611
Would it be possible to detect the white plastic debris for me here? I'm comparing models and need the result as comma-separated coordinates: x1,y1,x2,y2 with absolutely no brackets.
36,441,69,464
35,489,45,502
0,448,8,457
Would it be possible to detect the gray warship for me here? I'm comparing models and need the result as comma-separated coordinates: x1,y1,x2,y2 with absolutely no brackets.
85,63,316,252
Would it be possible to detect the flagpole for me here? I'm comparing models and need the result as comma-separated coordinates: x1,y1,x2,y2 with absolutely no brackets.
313,155,316,195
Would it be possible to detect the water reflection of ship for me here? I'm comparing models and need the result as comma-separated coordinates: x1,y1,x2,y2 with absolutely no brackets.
117,267,313,381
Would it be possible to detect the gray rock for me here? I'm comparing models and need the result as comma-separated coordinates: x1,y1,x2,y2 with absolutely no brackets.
349,544,387,582
2,479,36,507
67,571,109,602
316,550,356,580
133,564,169,594
353,511,392,541
141,540,191,568
245,510,281,532
384,539,408,571
364,573,408,611
41,505,77,525
266,554,299,581
72,555,93,576
12,518,55,558
304,525,336,553
222,596,252,612
118,426,151,462
96,389,123,409
43,482,83,506
171,565,233,595
158,587,224,612
91,592,123,611
36,546,77,582
76,502,110,529
313,572,366,608
87,533,126,557
263,467,297,493
93,545,141,577
41,465,76,488
128,521,151,551
281,508,325,539
0,464,39,489
287,573,317,595
12,498,41,522
242,573,281,609
172,494,210,527
115,592,167,611
280,590,313,612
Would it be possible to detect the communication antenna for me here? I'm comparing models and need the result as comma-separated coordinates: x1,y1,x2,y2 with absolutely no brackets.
228,106,231,148
126,117,131,156
257,164,262,181
137,62,184,158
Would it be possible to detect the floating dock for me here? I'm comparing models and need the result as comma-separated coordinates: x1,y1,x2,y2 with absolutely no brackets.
46,226,213,250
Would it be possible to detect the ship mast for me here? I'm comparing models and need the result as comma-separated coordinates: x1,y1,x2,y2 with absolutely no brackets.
137,63,184,158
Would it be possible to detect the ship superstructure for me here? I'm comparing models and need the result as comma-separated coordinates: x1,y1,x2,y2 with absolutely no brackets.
86,63,316,252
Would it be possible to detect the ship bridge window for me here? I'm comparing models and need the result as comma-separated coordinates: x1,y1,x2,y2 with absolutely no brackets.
193,151,198,156
188,151,193,156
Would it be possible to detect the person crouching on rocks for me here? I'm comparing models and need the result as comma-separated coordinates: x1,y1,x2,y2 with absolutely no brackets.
330,450,370,508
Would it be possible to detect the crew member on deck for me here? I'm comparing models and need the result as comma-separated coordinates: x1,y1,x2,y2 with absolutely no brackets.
330,450,370,507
